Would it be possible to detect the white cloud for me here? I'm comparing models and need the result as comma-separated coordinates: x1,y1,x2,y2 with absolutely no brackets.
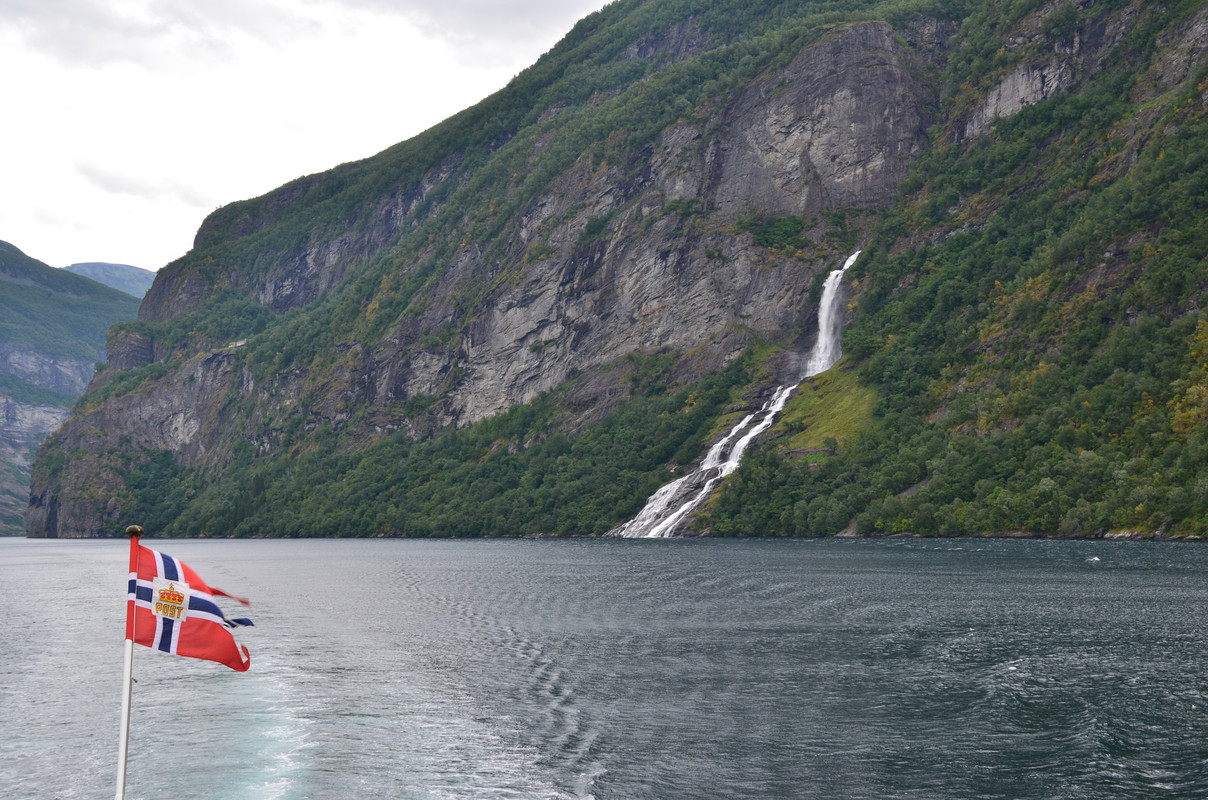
334,0,599,40
75,162,213,207
0,0,611,271
333,0,612,66
0,0,317,68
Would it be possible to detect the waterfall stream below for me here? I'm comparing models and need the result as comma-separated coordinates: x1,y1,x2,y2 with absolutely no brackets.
609,250,861,538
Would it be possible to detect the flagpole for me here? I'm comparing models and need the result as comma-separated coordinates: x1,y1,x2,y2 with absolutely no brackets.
115,525,142,800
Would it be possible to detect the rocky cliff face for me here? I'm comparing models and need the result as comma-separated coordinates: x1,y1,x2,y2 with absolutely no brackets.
0,396,71,533
716,22,935,213
292,21,937,428
26,347,241,538
140,153,465,322
29,19,944,536
0,342,95,398
0,345,87,535
958,0,1208,139
449,27,927,423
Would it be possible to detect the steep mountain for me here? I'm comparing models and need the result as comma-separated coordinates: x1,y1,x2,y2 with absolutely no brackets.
0,242,141,534
65,262,156,298
28,0,1208,539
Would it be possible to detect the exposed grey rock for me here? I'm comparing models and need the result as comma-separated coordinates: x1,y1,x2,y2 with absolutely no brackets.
0,342,95,398
26,349,239,537
963,58,1075,139
715,22,932,213
444,22,933,426
104,327,157,372
0,397,70,446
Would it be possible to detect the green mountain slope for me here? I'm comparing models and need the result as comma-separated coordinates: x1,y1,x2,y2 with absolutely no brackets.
0,242,141,534
27,0,1208,539
0,242,141,362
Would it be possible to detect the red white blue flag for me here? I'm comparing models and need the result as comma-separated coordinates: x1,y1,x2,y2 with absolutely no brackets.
125,540,253,672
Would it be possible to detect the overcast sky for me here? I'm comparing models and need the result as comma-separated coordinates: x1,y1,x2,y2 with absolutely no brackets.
1,0,612,271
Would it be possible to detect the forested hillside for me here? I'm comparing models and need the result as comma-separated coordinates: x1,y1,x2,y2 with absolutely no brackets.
711,0,1208,537
28,0,1208,539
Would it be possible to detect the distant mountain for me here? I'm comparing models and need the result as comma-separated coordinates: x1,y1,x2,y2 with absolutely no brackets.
65,261,155,298
0,241,140,534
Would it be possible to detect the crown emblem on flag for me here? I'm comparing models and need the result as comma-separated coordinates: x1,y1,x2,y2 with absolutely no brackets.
157,583,185,605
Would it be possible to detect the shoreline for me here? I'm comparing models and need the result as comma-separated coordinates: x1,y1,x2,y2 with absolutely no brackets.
9,529,1207,542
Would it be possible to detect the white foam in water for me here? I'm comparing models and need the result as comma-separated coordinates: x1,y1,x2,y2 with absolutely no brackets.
613,251,860,538
243,664,312,800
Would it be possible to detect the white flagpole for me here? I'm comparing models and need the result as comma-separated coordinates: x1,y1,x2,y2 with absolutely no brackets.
115,636,134,800
115,525,142,800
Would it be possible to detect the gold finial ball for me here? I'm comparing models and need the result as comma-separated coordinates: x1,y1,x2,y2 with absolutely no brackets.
126,525,144,537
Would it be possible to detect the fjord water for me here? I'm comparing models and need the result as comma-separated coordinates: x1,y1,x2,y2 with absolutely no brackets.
4,537,1208,800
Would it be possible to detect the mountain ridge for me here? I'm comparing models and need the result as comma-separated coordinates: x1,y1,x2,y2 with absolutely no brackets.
64,262,155,298
27,0,1208,539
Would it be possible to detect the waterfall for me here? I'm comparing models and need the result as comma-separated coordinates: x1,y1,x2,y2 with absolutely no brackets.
608,250,861,539
803,249,860,377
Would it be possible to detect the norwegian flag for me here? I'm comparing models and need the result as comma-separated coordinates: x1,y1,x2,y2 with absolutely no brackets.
125,541,253,672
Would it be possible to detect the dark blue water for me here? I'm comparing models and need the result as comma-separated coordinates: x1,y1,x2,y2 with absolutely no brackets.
3,537,1208,799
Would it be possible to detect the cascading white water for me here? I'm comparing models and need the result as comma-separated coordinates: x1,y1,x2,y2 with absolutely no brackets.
609,250,861,538
804,250,860,376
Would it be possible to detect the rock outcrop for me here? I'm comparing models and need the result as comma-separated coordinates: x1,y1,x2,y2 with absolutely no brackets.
0,396,70,533
716,22,932,213
0,342,95,398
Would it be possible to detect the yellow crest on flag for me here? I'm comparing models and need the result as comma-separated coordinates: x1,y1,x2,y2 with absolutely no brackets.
152,577,188,621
